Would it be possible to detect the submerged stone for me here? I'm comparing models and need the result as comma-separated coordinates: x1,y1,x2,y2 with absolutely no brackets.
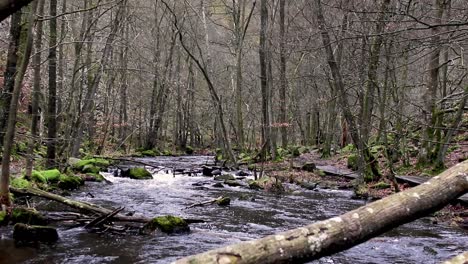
212,182,224,188
13,223,59,243
141,215,189,234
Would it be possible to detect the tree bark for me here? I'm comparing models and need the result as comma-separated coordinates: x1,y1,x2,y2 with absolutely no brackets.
25,0,45,179
0,10,22,145
0,0,34,21
46,0,58,168
0,0,37,207
279,0,287,148
175,160,468,264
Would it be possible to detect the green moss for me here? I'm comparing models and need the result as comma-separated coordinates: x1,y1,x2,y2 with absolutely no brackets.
317,170,326,177
354,184,369,199
11,208,47,225
11,177,31,189
347,154,359,171
142,215,189,234
82,165,100,174
129,168,153,180
73,159,96,170
340,144,356,153
141,149,159,157
57,175,84,190
31,169,61,183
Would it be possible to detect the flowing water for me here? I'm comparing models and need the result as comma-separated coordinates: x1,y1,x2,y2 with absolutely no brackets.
0,156,467,264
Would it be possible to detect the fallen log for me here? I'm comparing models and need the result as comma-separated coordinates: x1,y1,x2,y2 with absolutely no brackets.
85,207,124,229
442,252,468,264
175,160,468,264
9,187,205,224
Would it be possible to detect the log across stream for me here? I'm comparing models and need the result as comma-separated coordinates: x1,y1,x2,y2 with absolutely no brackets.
0,156,467,263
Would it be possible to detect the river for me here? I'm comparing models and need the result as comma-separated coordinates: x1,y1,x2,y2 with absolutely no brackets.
0,156,466,263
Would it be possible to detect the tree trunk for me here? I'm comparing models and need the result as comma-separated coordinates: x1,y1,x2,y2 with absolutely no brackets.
175,160,468,264
279,0,287,148
0,1,37,207
0,10,22,145
259,0,271,160
46,0,58,168
25,0,45,179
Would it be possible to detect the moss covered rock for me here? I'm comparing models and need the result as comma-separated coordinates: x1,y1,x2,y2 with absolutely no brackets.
141,149,160,157
82,164,100,174
57,175,84,190
31,169,61,183
216,197,231,206
11,177,31,189
141,215,189,234
347,154,359,171
72,158,110,173
11,208,47,225
13,223,59,243
128,168,153,180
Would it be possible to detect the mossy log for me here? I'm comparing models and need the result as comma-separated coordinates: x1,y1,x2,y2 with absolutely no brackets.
175,160,468,264
442,252,468,264
10,187,149,223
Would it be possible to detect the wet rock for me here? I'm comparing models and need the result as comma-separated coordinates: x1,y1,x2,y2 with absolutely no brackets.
202,166,214,176
211,169,222,176
216,197,231,206
141,215,189,234
82,164,100,174
236,170,249,176
212,182,224,188
301,163,316,172
300,182,319,190
128,168,153,180
224,180,242,187
214,174,235,181
13,223,59,243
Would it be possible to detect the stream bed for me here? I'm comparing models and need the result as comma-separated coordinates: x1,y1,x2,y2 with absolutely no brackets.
0,155,467,264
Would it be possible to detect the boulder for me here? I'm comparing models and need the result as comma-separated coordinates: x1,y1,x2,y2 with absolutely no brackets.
141,215,189,234
10,177,31,189
13,223,59,243
57,175,84,190
82,164,100,174
301,163,316,172
128,167,153,180
214,174,235,181
300,182,319,190
202,166,214,176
